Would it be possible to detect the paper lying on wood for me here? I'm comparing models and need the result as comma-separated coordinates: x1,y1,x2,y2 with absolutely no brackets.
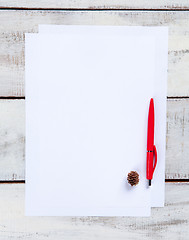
25,26,168,216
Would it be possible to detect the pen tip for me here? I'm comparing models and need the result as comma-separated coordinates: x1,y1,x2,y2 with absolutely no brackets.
149,180,151,186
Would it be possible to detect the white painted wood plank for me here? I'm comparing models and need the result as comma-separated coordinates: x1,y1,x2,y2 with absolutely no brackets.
0,11,189,96
166,99,189,179
0,100,25,180
0,99,188,180
0,183,188,239
0,0,189,10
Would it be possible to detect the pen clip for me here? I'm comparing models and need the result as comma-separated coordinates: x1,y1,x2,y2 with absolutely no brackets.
152,145,157,175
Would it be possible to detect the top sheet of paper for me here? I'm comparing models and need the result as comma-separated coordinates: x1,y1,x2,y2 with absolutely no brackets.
39,25,168,207
25,26,167,216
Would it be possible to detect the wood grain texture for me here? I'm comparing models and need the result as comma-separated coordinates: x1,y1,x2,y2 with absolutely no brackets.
0,0,189,10
166,99,189,179
0,183,188,239
0,99,188,181
0,100,25,180
0,10,189,97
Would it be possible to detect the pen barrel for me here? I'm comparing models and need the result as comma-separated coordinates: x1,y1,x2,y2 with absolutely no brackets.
146,151,154,180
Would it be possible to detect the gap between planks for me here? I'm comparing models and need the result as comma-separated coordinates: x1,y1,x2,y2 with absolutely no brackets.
0,96,25,99
1,8,189,11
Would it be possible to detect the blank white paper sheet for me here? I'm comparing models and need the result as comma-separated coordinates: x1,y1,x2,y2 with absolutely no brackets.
39,25,168,208
25,26,168,216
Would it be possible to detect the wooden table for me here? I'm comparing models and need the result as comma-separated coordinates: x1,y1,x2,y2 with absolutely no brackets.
0,1,189,239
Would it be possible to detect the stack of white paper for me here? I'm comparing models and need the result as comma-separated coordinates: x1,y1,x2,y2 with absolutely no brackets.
25,25,168,217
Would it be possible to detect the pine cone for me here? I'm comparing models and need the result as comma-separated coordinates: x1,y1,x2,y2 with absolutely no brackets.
127,171,139,186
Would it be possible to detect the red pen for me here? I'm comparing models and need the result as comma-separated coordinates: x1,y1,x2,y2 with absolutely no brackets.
146,98,157,186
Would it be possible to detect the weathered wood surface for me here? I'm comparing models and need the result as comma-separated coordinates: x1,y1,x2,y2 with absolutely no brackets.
0,183,188,239
0,0,189,10
0,5,188,237
166,99,189,179
0,10,189,97
0,100,25,180
0,99,188,181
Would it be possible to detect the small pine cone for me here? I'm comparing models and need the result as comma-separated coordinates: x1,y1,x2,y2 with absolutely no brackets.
127,171,139,186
